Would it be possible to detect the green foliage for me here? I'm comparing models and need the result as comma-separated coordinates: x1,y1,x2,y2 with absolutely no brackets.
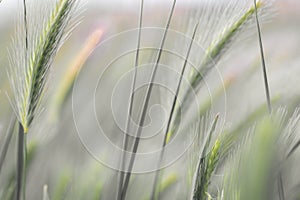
9,0,78,133
1,0,300,200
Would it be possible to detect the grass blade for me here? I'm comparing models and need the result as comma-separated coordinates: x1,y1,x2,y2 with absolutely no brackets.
50,29,103,120
15,1,28,198
143,173,177,200
53,172,71,200
287,139,300,158
254,0,272,114
171,1,265,136
0,116,16,176
121,1,177,199
150,22,199,200
23,0,28,54
9,0,79,133
117,0,144,199
254,1,281,199
277,172,285,200
191,115,220,200
16,123,26,200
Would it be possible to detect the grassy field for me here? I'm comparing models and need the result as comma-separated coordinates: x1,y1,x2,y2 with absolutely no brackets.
0,0,300,199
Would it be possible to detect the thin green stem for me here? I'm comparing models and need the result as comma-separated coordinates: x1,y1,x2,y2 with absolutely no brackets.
254,2,280,200
254,0,272,114
150,23,199,200
121,1,177,199
287,139,300,158
191,115,219,200
117,0,144,199
170,2,263,137
0,116,16,176
278,172,285,200
23,0,28,53
17,1,28,198
16,123,26,200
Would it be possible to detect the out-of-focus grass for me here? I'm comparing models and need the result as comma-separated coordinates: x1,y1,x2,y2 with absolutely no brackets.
0,0,300,200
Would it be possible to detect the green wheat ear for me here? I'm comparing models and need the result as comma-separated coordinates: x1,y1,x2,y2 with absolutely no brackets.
168,0,268,140
190,1,263,89
8,0,79,133
191,115,220,200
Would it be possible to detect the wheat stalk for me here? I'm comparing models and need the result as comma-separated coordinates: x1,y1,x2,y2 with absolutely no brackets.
254,0,272,114
0,116,16,176
150,22,199,200
189,114,220,200
168,0,267,141
117,0,144,199
8,0,79,199
120,1,177,199
9,0,78,133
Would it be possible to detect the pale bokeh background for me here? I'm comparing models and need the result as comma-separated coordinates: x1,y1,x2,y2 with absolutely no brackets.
0,0,300,199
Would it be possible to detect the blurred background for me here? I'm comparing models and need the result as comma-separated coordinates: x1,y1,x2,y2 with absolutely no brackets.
0,0,300,199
